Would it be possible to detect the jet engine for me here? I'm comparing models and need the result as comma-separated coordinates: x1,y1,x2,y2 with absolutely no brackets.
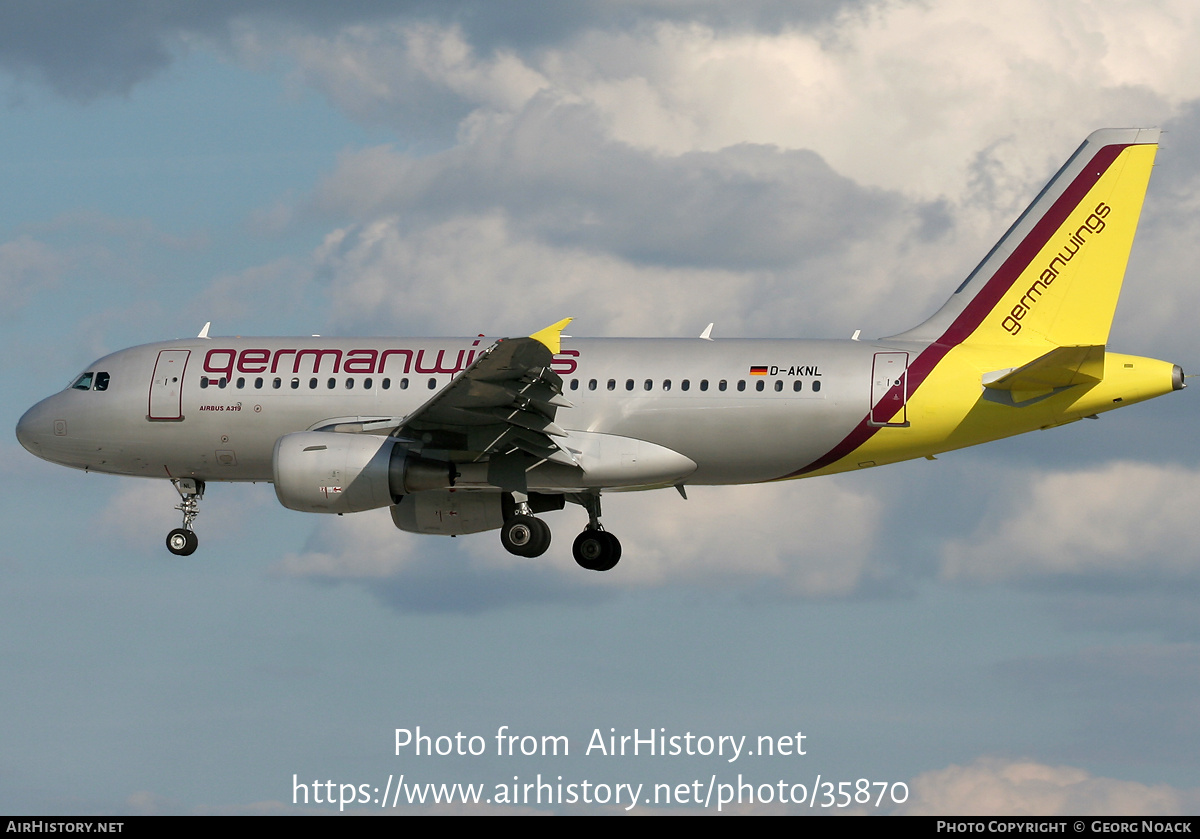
272,431,453,514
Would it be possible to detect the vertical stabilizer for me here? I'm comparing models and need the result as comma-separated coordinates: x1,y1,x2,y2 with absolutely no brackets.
890,128,1159,349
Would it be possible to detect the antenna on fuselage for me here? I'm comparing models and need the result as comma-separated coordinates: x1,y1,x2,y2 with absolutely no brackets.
197,322,211,339
851,330,861,341
699,323,714,341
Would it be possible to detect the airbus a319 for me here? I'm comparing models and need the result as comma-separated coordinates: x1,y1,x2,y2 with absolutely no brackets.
16,128,1184,571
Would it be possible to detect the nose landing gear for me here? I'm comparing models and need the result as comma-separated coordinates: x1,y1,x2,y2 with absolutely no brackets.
166,528,198,556
166,478,204,556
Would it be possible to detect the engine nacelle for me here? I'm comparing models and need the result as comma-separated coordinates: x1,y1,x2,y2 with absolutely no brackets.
273,432,453,514
390,491,506,536
390,491,564,535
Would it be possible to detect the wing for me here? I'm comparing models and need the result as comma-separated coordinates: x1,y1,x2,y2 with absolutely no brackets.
389,318,577,490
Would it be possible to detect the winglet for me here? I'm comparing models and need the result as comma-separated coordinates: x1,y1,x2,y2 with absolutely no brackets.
529,317,573,354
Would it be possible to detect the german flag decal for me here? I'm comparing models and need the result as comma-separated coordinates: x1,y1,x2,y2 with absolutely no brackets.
749,366,769,376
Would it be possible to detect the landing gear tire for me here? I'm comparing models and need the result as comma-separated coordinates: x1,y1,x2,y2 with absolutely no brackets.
501,515,551,558
166,528,198,557
573,529,621,571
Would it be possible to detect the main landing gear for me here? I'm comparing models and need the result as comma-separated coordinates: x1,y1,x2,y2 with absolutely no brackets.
501,514,552,558
572,529,621,572
499,492,552,557
166,478,204,557
497,491,622,570
570,492,621,571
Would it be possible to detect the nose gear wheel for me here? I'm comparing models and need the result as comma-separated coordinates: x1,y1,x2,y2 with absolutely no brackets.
166,478,205,556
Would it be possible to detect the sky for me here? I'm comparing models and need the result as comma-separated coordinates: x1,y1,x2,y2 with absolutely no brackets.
3,0,1200,815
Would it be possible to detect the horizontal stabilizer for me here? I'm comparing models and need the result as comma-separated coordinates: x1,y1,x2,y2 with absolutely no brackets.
983,345,1105,402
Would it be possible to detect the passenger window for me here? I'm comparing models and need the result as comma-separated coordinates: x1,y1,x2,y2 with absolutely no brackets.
218,377,228,389
427,378,437,389
607,379,616,391
346,378,354,389
663,380,672,391
644,379,652,391
308,378,317,389
364,377,373,389
93,372,110,391
774,380,782,392
755,380,764,392
236,377,245,389
626,379,634,391
737,380,746,392
273,378,281,389
793,380,802,392
588,379,597,391
570,379,579,391
199,376,209,389
291,378,300,389
255,377,264,389
327,378,336,389
718,380,727,391
399,378,408,389
382,378,391,390
812,380,822,393
681,380,689,391
71,372,94,391
700,380,708,392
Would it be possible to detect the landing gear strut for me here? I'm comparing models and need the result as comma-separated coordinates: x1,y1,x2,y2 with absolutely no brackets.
570,492,621,571
166,478,204,556
500,493,551,558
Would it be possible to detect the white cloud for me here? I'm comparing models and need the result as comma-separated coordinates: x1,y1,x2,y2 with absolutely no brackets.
238,4,1200,347
245,21,548,131
899,757,1199,816
91,479,269,556
601,480,880,594
189,256,314,327
247,3,1200,202
273,477,882,607
315,211,761,338
941,462,1200,582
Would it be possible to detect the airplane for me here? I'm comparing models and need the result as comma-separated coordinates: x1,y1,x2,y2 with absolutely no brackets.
15,128,1185,571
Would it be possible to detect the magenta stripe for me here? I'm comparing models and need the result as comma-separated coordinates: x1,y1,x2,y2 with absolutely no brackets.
778,143,1130,479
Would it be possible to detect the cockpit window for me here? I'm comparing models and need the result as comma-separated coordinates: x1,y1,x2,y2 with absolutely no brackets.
70,371,111,391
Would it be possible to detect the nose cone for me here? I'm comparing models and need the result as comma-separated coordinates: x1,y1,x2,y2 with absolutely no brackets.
16,399,50,458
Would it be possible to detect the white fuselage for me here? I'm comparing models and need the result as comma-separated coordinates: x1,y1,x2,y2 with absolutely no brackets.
17,335,889,487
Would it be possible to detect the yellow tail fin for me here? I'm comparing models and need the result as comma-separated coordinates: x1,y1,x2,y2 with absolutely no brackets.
892,128,1159,350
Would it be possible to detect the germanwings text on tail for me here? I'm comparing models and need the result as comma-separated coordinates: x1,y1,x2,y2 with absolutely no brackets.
16,128,1184,571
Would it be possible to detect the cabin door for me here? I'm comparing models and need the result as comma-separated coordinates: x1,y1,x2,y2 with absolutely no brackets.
869,352,910,427
148,350,190,421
